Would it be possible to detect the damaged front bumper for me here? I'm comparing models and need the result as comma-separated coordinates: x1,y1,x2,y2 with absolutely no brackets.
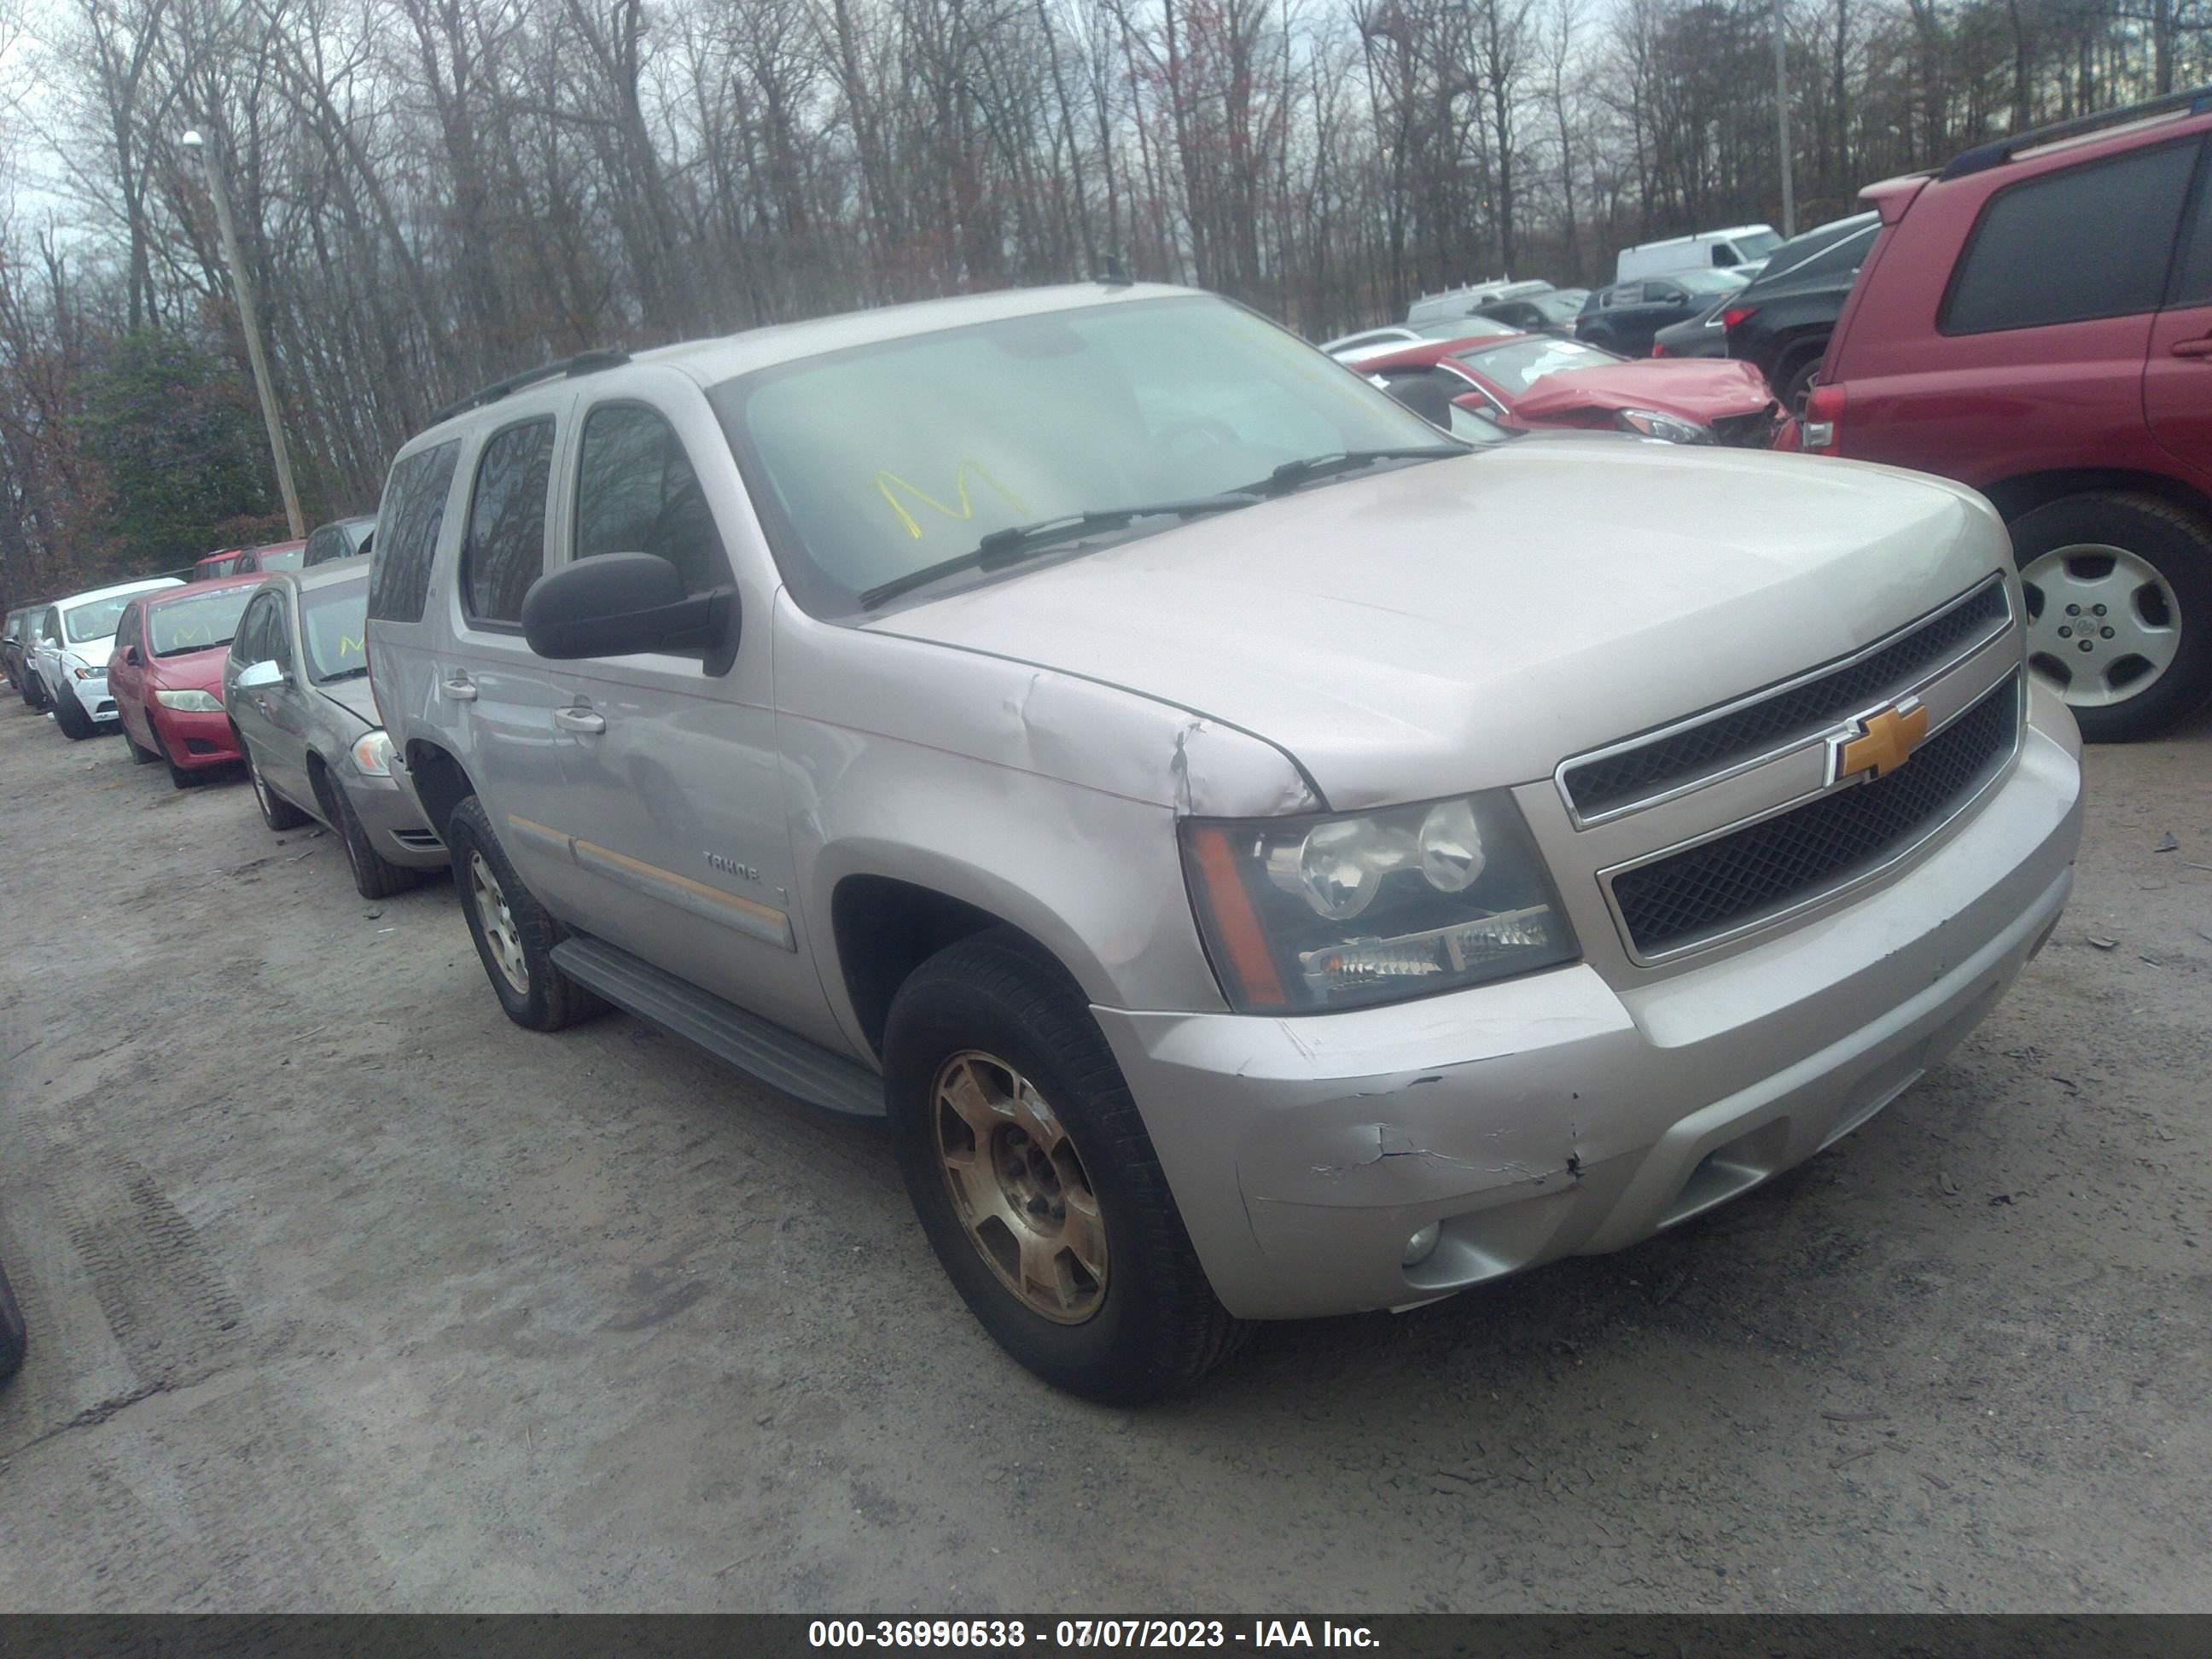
1093,711,2082,1322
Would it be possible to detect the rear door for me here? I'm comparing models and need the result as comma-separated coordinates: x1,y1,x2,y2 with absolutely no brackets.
2145,141,2212,484
442,405,599,918
548,385,838,1042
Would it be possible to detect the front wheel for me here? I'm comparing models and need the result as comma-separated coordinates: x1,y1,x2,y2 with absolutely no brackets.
20,674,44,710
444,795,602,1031
0,1255,25,1383
2011,492,2212,741
320,768,418,900
243,740,310,830
52,687,93,740
883,929,1242,1403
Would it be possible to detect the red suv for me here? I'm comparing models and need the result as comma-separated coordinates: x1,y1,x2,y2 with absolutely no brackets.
1807,87,2212,740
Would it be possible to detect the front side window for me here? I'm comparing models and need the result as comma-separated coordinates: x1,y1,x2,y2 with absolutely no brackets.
114,607,139,655
368,439,462,624
713,295,1458,615
148,587,257,656
301,580,370,682
573,404,728,598
462,419,555,627
1942,141,2199,335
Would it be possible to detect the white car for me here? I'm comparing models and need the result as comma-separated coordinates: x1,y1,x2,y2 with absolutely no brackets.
31,577,184,739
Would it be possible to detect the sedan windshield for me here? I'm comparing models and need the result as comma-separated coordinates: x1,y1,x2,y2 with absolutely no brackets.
1453,336,1622,393
63,595,142,643
149,587,256,656
712,295,1460,614
301,583,370,681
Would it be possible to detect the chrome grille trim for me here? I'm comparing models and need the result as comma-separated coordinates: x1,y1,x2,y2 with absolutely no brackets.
1556,574,2014,827
1598,671,2026,966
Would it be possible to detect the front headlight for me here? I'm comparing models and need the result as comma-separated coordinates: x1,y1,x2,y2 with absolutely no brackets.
154,688,223,712
350,729,394,777
70,659,103,680
1615,408,1714,445
1180,791,1580,1012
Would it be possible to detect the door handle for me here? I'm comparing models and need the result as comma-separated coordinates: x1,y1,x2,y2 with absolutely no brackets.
553,706,605,734
439,675,478,701
2172,336,2212,358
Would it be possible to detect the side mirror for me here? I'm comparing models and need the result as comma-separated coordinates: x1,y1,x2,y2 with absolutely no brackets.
520,553,739,675
125,647,143,667
236,659,284,690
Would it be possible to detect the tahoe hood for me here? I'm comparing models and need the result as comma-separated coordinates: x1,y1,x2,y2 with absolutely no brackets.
869,444,2007,810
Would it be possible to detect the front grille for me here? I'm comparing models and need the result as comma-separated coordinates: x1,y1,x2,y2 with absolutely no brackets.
1562,578,2011,819
1712,406,1782,449
1610,672,2019,958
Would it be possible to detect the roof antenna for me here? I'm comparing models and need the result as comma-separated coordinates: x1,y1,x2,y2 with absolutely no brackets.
1096,252,1132,288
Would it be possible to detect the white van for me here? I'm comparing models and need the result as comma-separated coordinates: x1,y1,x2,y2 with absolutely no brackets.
1615,225,1780,284
1405,277,1551,331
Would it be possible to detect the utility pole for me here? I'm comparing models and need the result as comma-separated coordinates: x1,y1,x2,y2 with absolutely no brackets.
1773,0,1796,237
182,127,305,540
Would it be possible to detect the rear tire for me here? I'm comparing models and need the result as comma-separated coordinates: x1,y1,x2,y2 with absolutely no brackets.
2010,492,2212,742
1774,344,1827,416
52,687,93,740
243,740,310,829
883,928,1242,1403
317,765,417,900
445,795,602,1031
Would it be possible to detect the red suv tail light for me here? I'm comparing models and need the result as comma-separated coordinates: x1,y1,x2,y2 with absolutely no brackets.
1802,383,1845,456
1720,305,1759,331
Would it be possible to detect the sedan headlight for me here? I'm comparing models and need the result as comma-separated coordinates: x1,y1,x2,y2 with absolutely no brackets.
154,687,223,712
69,659,104,681
1180,791,1579,1012
1615,408,1714,445
350,729,394,777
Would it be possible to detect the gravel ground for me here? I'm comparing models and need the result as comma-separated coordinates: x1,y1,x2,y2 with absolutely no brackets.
0,688,2205,1614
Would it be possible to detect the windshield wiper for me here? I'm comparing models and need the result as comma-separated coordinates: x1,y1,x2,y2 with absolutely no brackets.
317,666,370,683
1242,446,1466,498
859,494,1260,610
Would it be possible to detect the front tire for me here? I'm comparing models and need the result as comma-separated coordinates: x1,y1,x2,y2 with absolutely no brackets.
2011,492,2212,742
0,1256,24,1384
883,929,1242,1403
318,766,417,900
444,795,602,1031
20,674,45,710
126,723,160,764
52,686,93,740
243,740,310,830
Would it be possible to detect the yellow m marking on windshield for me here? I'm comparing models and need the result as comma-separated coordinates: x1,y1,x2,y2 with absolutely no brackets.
876,463,1028,540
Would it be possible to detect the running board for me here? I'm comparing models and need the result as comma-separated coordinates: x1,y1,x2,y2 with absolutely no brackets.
550,934,886,1119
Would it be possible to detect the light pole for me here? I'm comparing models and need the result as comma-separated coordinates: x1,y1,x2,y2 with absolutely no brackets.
181,127,305,540
1773,0,1796,237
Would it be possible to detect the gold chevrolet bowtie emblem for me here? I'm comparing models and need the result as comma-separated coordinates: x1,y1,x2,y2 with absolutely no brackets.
1831,698,1929,783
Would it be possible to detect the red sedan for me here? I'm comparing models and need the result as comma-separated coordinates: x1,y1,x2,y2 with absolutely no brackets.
1357,333,1796,449
108,574,269,787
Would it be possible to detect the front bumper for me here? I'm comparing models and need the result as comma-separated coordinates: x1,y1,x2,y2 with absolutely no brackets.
1095,707,2082,1321
344,771,448,870
150,704,239,767
68,677,119,721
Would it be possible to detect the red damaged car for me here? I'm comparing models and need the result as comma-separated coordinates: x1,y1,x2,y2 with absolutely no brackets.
1358,333,1797,449
108,573,268,788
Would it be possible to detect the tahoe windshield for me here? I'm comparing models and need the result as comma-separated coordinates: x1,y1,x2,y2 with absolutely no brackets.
1455,336,1621,393
149,587,256,655
63,595,143,643
712,295,1462,614
301,584,370,681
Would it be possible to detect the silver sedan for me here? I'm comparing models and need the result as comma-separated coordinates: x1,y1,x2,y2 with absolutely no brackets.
222,563,448,898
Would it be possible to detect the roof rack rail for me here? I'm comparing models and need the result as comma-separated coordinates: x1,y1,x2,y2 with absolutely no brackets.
428,348,631,427
1939,84,2212,180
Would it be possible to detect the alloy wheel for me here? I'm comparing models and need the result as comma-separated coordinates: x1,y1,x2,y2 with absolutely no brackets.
931,1050,1108,1324
469,851,530,994
2020,544,2181,708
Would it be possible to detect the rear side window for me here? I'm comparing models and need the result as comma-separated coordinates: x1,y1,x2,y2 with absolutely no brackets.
461,419,555,627
2172,149,2212,307
367,439,461,624
1942,141,2199,335
573,405,728,597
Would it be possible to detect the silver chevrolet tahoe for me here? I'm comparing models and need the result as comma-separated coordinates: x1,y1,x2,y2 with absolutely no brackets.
366,283,2084,1401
